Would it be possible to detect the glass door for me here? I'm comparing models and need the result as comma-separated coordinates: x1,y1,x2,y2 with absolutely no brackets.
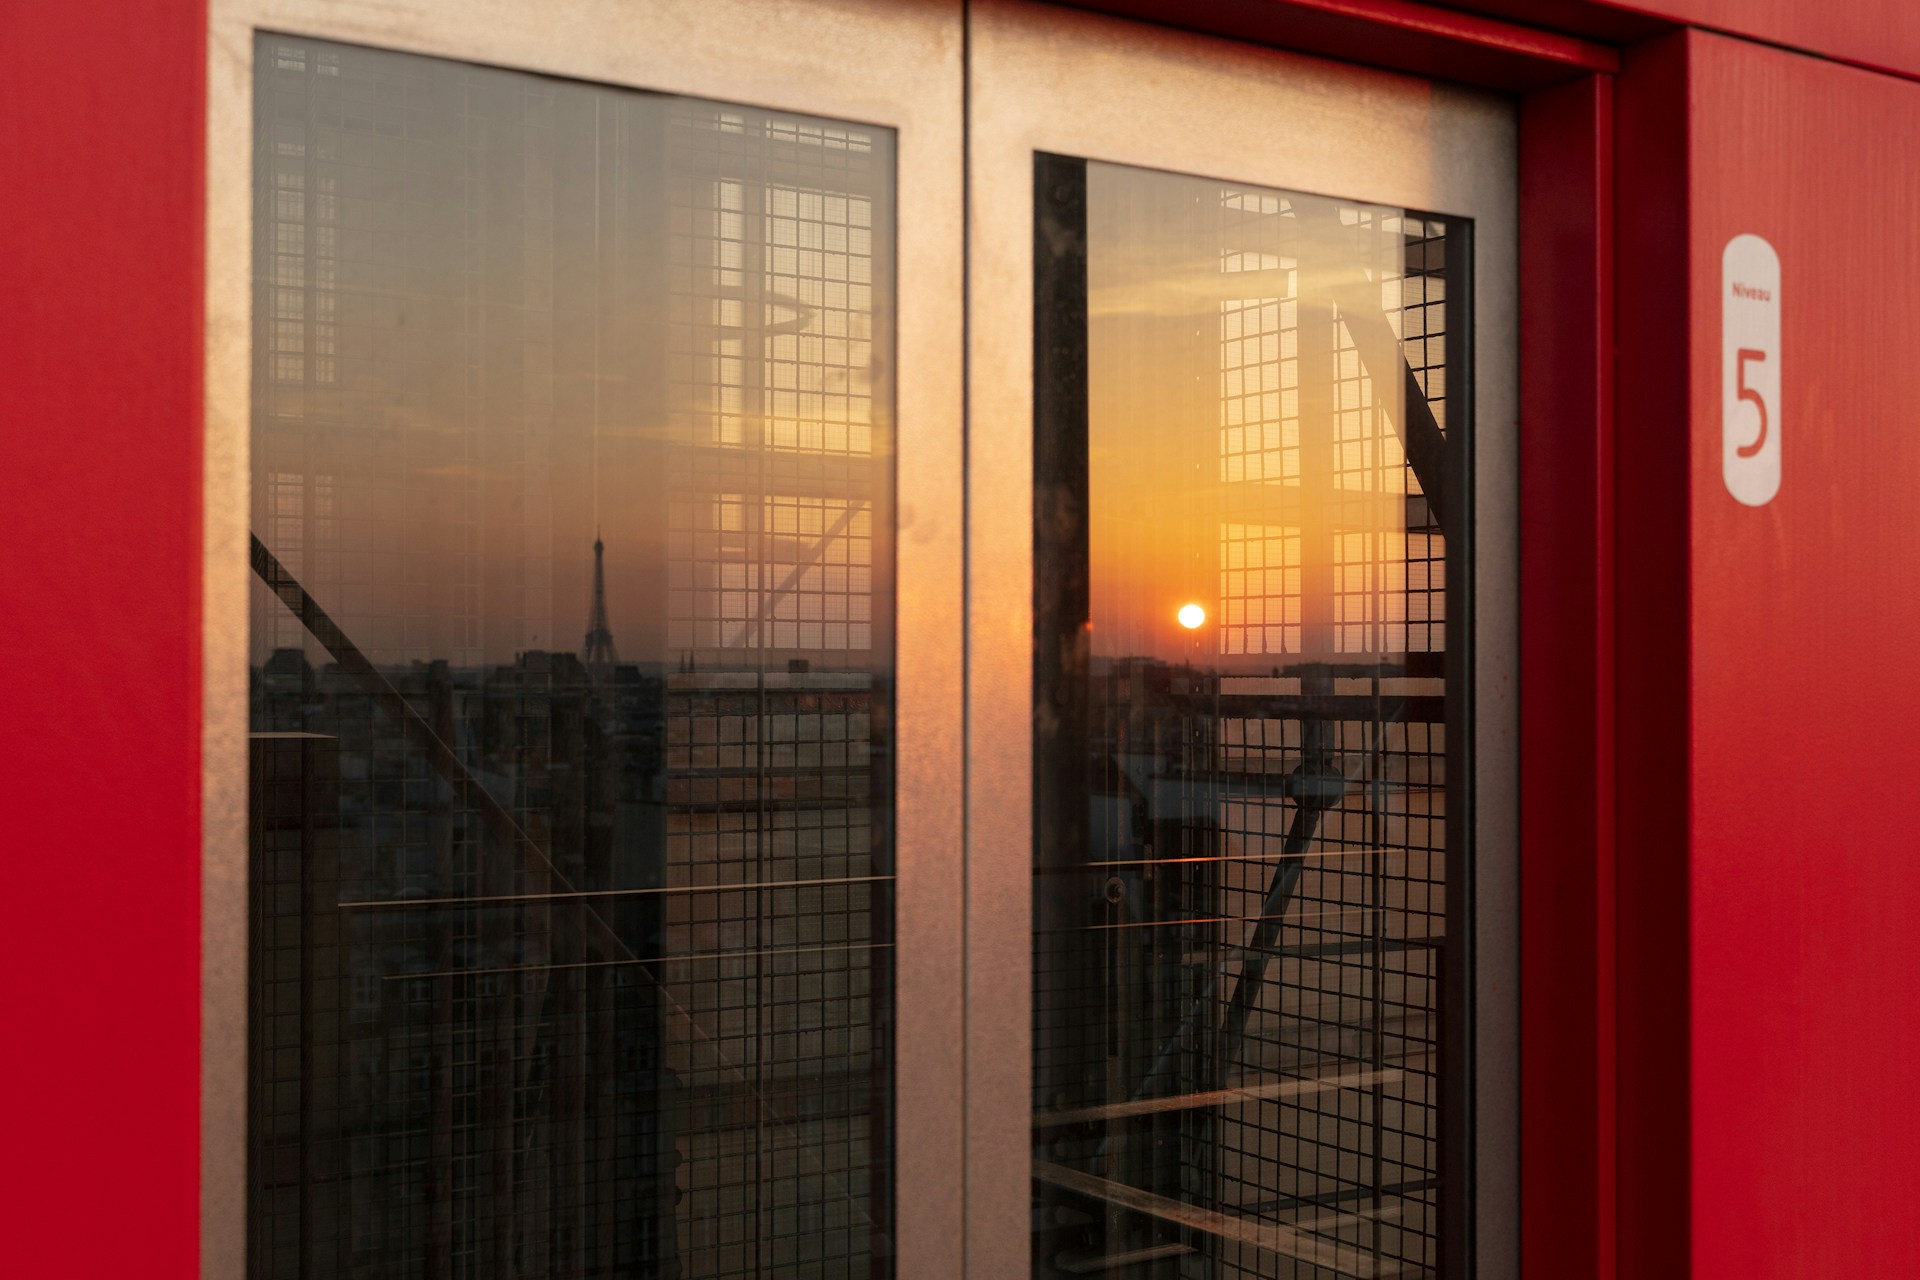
208,4,1516,1276
202,2,964,1276
964,3,1519,1276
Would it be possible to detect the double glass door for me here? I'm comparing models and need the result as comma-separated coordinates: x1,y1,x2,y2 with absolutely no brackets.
214,1,1514,1276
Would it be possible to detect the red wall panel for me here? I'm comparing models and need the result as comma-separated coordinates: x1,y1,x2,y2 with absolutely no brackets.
1613,0,1920,81
1684,30,1920,1278
0,2,205,1275
1620,26,1920,1278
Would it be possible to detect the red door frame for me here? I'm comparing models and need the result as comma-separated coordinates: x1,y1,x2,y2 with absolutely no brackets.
1517,71,1617,1280
28,0,1894,1275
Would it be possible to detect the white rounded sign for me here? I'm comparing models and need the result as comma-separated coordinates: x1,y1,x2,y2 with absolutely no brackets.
1722,233,1781,506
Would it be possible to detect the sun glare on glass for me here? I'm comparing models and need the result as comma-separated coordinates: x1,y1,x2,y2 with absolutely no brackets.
1177,603,1206,630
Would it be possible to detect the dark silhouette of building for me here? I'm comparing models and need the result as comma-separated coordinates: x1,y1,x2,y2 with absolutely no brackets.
249,641,678,1278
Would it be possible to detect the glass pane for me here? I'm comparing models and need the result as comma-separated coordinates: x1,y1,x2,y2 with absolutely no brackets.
1033,156,1466,1279
247,36,896,1278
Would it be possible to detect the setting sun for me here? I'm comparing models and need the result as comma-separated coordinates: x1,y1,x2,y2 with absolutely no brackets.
1177,603,1206,630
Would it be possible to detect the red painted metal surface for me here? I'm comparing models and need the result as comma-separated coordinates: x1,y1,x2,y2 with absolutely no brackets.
1518,70,1616,1280
1082,0,1618,89
1618,25,1920,1278
1614,31,1694,1280
1114,0,1920,88
1680,30,1920,1278
0,2,205,1275
6,0,1911,1274
1453,0,1920,85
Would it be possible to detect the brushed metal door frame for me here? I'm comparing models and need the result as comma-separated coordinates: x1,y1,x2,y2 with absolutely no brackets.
963,2,1520,1273
200,3,966,1276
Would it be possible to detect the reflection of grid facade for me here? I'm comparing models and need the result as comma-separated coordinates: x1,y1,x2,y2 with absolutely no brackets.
250,37,894,1280
1219,192,1304,661
1215,206,1448,663
665,110,883,663
663,670,886,1278
1035,163,1459,1280
660,103,892,1278
1212,207,1454,1280
1206,675,1447,1279
683,494,875,653
252,38,554,670
1393,219,1450,656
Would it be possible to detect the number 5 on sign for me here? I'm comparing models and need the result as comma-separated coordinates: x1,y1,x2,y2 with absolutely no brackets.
1723,234,1781,505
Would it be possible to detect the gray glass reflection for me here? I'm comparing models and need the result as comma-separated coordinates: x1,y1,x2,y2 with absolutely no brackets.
1033,157,1466,1279
247,37,895,1278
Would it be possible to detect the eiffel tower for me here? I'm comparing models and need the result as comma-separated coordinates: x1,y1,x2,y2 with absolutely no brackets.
582,534,619,682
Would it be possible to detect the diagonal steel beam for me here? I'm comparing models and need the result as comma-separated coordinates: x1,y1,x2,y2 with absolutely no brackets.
722,498,867,650
251,532,631,963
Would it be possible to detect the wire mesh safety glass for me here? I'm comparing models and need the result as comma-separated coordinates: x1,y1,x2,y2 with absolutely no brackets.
1032,156,1471,1280
247,36,897,1278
